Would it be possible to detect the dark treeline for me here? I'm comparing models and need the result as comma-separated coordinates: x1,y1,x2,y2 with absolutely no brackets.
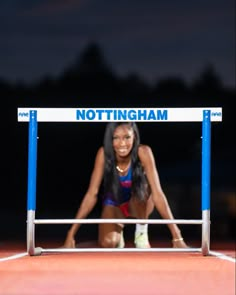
1,43,235,243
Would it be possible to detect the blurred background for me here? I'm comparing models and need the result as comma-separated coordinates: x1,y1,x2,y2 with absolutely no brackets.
0,0,235,246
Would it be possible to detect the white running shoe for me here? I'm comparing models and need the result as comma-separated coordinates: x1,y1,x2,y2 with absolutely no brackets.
117,231,125,248
134,232,151,248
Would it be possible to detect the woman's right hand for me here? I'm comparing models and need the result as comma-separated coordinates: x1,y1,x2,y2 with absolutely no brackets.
62,233,76,248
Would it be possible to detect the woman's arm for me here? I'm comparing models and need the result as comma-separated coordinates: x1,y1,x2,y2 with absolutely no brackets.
138,145,188,248
63,147,105,247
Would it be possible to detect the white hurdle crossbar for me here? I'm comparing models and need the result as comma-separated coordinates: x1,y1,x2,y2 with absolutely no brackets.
17,107,222,256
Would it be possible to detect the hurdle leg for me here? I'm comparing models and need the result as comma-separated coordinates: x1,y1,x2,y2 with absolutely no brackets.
201,110,211,255
26,111,42,256
202,211,210,255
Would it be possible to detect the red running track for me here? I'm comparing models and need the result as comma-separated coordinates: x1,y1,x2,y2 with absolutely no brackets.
0,240,235,295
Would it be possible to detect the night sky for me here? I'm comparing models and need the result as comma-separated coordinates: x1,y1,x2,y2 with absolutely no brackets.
0,1,235,243
0,0,235,87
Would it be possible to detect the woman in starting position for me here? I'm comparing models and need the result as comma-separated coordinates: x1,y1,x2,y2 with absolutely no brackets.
63,122,188,248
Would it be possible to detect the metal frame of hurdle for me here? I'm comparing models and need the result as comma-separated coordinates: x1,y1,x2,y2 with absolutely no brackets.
17,107,222,256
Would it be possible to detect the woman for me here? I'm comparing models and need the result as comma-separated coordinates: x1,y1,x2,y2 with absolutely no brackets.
63,122,187,248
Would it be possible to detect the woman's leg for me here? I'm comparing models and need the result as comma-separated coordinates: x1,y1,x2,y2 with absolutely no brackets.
98,205,125,248
129,196,154,248
129,195,154,218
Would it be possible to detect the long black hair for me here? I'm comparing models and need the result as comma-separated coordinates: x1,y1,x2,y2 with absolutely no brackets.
103,122,148,202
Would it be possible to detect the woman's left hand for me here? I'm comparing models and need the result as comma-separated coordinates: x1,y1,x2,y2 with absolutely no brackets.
172,238,189,248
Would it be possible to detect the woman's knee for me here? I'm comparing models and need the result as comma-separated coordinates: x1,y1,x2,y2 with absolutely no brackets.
99,205,124,248
98,233,119,248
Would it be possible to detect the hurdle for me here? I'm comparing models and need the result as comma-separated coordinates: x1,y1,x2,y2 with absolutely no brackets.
17,107,222,256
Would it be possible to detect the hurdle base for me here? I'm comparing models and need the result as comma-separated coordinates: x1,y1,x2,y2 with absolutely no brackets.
28,247,43,256
38,247,202,254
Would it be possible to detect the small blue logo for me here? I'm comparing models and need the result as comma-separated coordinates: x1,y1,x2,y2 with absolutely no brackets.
18,112,29,117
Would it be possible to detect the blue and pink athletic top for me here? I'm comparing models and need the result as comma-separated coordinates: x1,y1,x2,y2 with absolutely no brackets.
103,166,132,211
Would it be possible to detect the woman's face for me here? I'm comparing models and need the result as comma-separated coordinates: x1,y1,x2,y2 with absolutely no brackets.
112,124,135,158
